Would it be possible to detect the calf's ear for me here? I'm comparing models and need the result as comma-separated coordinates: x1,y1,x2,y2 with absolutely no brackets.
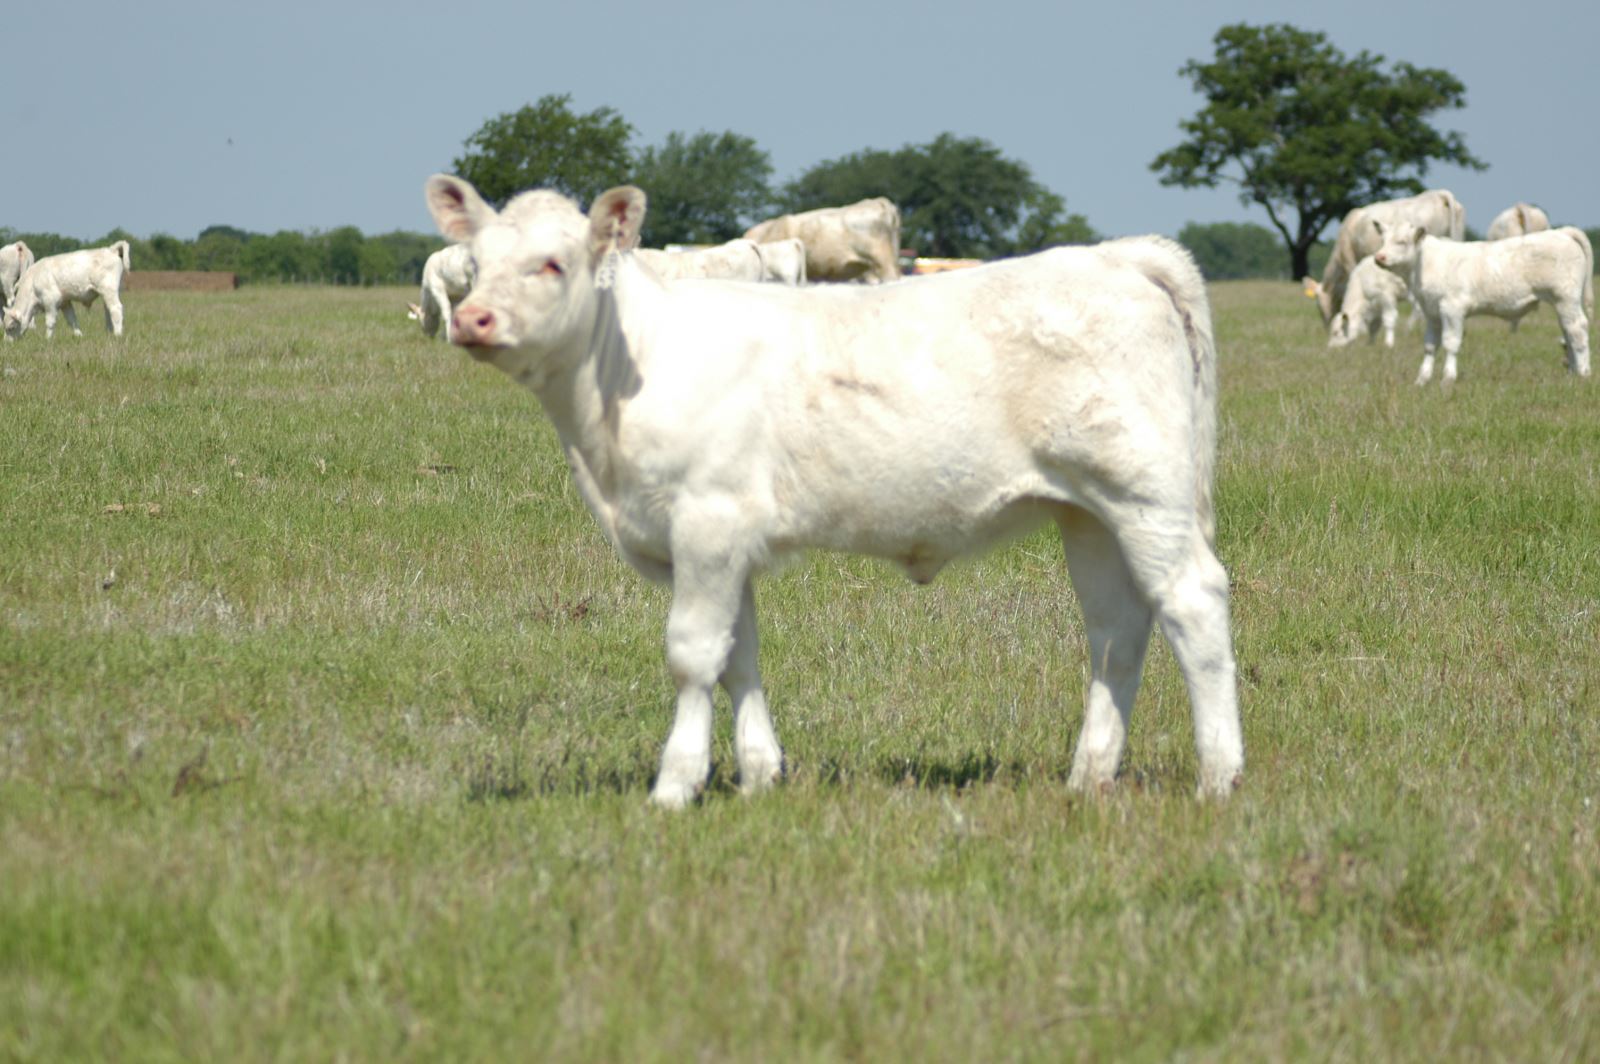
1301,276,1320,298
425,175,496,243
589,186,648,260
1413,224,1426,243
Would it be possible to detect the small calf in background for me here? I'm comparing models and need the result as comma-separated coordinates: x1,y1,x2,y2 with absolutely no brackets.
1307,254,1413,349
407,243,475,341
1373,222,1592,384
3,242,130,340
1485,203,1551,241
1,241,35,312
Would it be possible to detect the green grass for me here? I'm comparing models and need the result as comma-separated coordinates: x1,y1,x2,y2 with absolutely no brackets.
2,283,1596,1061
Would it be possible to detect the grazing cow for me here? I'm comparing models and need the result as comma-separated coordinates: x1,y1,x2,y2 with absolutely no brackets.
744,198,901,284
634,239,766,282
1,240,35,308
1373,222,1593,384
752,237,807,286
3,242,130,340
1306,189,1466,325
407,243,474,340
426,174,1244,806
1309,254,1412,348
1485,203,1551,241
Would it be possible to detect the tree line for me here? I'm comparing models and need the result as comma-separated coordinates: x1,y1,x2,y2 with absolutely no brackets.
0,225,442,287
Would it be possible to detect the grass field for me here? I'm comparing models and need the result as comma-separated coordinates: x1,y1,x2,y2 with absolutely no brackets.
2,281,1596,1061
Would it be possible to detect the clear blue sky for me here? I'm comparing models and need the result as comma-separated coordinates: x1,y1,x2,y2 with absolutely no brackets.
9,0,1596,243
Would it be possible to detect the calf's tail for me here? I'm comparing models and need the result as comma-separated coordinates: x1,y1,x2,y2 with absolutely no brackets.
1119,236,1220,546
1571,228,1594,313
113,240,132,275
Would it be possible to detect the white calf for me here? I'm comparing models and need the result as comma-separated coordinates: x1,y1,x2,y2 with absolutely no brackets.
753,238,807,286
1485,203,1550,241
425,175,1244,806
1320,255,1412,349
1373,223,1593,384
407,243,474,340
634,239,766,282
1,240,35,307
3,242,130,340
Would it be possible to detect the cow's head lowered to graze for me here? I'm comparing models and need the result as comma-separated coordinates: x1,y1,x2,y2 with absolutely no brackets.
424,175,646,376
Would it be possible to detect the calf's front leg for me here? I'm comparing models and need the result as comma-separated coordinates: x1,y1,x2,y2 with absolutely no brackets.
1415,313,1442,385
652,533,753,809
723,580,783,795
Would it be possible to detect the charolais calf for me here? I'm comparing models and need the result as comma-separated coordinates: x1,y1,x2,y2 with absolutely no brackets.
3,242,130,340
425,174,1244,806
1373,222,1593,384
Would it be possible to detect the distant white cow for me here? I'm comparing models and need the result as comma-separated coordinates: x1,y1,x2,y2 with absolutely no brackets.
3,242,130,340
752,237,807,286
1311,254,1412,348
744,198,901,284
407,243,474,340
1306,189,1465,324
426,174,1243,806
1485,203,1550,241
1,240,35,308
1373,222,1593,384
634,239,766,282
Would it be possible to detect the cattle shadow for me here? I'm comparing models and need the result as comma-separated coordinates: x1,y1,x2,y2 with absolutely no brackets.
463,749,1188,803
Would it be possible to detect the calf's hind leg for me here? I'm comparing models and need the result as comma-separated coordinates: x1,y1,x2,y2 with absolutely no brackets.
1058,506,1153,793
1555,301,1590,377
1088,503,1243,798
102,289,125,336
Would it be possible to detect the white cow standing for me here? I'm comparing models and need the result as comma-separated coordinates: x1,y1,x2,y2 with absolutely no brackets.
1306,189,1466,326
744,198,901,284
1372,222,1593,384
634,239,766,282
3,242,130,340
407,243,474,341
753,237,807,286
1485,203,1551,241
1484,204,1555,333
1,240,35,308
635,238,808,286
425,174,1244,806
1317,255,1412,349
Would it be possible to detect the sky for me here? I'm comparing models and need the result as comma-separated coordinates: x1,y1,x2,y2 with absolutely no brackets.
7,0,1596,245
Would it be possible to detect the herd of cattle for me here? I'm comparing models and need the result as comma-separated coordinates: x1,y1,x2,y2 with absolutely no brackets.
1302,190,1593,384
5,189,1591,389
406,197,902,342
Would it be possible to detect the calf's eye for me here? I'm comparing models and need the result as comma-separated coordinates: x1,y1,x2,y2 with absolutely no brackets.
539,260,564,278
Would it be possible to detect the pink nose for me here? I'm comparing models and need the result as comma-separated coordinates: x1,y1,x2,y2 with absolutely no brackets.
1374,253,1386,266
452,305,497,346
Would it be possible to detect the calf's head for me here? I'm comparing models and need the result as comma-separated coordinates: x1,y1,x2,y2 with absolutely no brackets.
1371,221,1424,274
423,175,647,377
2,279,35,337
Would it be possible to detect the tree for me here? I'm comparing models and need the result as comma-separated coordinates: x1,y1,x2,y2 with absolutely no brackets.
1177,221,1309,280
784,134,1092,259
452,94,634,207
326,226,364,285
1151,23,1486,279
630,131,774,246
